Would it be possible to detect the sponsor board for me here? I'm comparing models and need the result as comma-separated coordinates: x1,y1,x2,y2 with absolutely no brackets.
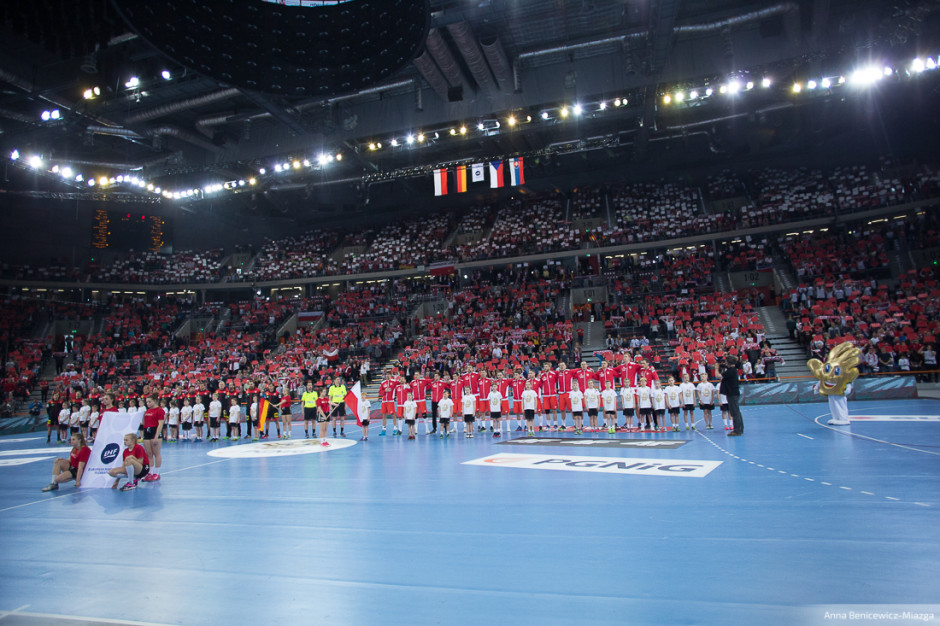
498,437,688,449
0,457,54,467
849,415,940,422
207,438,356,458
463,452,723,478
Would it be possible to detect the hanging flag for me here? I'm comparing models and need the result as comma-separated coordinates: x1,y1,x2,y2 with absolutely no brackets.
455,165,468,193
429,261,455,276
471,163,485,182
433,168,448,196
489,161,504,188
258,396,272,433
509,157,525,186
344,381,364,426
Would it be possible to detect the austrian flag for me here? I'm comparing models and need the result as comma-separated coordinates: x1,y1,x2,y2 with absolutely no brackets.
433,168,448,196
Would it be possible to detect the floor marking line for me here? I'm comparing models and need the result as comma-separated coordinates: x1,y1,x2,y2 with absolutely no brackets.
821,482,832,486
885,496,899,501
811,413,940,457
840,486,852,490
0,610,172,626
0,604,30,619
861,491,875,495
914,502,930,507
804,478,814,481
160,458,233,475
797,433,814,440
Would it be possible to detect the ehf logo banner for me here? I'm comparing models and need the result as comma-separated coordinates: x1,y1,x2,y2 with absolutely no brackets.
81,409,144,488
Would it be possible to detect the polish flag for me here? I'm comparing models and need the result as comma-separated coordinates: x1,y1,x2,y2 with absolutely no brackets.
344,381,364,426
433,169,448,196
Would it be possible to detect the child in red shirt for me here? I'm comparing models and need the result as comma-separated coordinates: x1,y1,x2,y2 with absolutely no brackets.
108,433,151,491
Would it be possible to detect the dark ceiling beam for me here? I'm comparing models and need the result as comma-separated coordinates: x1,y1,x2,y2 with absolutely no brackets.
634,0,681,161
238,90,309,137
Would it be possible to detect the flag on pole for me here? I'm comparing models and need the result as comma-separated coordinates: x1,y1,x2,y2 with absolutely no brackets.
489,161,504,188
433,168,448,196
258,396,272,433
455,165,468,193
509,157,525,186
344,381,364,426
471,163,485,182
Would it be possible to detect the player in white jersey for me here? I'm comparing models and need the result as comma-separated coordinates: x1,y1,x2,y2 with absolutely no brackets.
678,374,697,430
635,378,653,430
569,380,585,434
438,390,454,439
664,376,682,432
696,379,717,430
583,380,601,432
521,381,539,435
651,384,666,431
621,383,638,430
601,381,618,434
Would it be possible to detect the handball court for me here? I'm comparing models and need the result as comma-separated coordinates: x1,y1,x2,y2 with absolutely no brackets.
0,398,938,626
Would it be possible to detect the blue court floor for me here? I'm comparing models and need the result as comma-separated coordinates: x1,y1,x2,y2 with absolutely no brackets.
0,399,938,626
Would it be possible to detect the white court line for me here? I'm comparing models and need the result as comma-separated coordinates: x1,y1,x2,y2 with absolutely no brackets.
0,457,233,515
812,412,940,457
0,603,30,619
797,433,814,440
0,610,172,625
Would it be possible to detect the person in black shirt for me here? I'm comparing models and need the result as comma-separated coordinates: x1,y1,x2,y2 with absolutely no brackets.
720,356,744,436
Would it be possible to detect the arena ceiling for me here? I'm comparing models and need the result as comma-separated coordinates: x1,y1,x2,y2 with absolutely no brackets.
1,0,939,209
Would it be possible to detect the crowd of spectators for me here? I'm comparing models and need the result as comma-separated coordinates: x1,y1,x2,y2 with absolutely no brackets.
237,230,341,282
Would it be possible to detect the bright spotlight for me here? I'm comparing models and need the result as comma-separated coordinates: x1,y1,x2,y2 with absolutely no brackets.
50,109,60,120
674,92,684,102
61,167,73,179
719,85,728,94
807,80,817,90
821,77,832,89
850,67,881,86
75,174,83,182
477,123,484,131
274,164,283,172
927,58,937,70
560,107,569,118
459,126,467,135
10,149,19,160
417,133,425,142
406,134,415,144
541,111,550,119
318,154,328,165
125,76,139,89
98,176,108,186
161,70,172,80
911,58,926,73
83,88,94,100
728,80,741,93
335,153,342,161
689,90,699,100
662,94,671,104
745,81,754,90
792,82,802,93
87,178,95,187
292,160,301,169
508,116,516,126
249,178,257,185
705,88,713,96
613,99,621,107
761,77,772,88
41,111,51,121
599,101,607,110
376,142,382,149
302,159,311,167
28,155,42,168
259,168,266,175
449,128,456,136
572,104,582,115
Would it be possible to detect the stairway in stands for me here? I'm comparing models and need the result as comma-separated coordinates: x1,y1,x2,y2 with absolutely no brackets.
757,305,808,380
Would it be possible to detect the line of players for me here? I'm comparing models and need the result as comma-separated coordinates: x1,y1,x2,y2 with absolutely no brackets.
377,356,735,438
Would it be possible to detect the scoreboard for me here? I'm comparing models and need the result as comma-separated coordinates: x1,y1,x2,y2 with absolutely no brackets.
91,209,171,251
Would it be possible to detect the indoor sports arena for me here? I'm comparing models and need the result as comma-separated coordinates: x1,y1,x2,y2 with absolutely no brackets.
0,1,938,625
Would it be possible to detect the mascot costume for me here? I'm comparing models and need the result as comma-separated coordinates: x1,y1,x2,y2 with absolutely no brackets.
807,342,860,426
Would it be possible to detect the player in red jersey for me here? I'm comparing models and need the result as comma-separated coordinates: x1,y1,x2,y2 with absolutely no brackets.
378,368,400,436
556,362,576,431
410,371,430,433
41,433,90,492
109,433,150,491
477,369,493,432
538,362,558,431
140,393,165,482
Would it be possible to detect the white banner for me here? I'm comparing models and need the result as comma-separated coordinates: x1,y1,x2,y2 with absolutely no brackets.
82,409,144,488
463,452,723,478
471,163,485,182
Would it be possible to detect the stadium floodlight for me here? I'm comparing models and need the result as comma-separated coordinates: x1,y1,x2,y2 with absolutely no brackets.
28,155,43,168
728,80,741,93
821,78,832,89
705,88,713,96
318,154,328,165
745,81,754,90
674,92,684,102
10,149,19,160
161,70,172,80
75,174,83,182
927,58,937,70
125,76,139,89
406,134,415,144
61,167,73,179
792,83,802,93
807,80,817,90
599,101,607,110
689,90,699,100
572,104,582,116
911,58,926,73
541,111,550,119
761,77,772,88
41,111,51,121
507,116,516,126
560,107,569,118
662,94,671,104
417,134,425,142
459,126,467,135
50,109,60,120
850,66,881,86
87,178,95,187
